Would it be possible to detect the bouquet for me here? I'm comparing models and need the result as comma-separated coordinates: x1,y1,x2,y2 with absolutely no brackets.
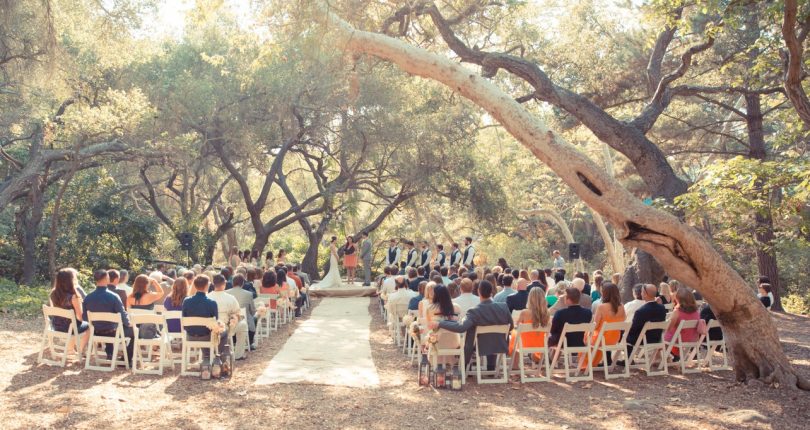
227,310,241,333
256,306,268,318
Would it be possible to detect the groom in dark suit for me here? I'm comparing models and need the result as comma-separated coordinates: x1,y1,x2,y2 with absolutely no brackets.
429,280,512,371
622,284,667,363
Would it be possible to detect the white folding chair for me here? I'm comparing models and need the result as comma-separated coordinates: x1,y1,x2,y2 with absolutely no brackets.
703,320,731,371
404,310,419,356
511,310,522,323
628,321,669,376
85,311,130,372
510,323,551,383
550,323,594,382
665,319,705,374
431,330,466,385
180,317,216,377
591,321,630,379
163,310,183,365
154,304,166,314
132,314,169,375
389,303,409,346
473,324,511,384
38,305,82,367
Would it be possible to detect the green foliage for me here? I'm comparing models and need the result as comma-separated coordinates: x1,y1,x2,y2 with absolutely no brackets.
0,278,50,317
782,294,810,316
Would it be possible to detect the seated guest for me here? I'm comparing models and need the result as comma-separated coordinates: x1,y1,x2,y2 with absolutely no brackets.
611,273,621,285
544,269,555,292
210,274,248,360
548,288,592,347
619,284,667,365
700,303,723,341
758,276,774,307
49,268,89,353
241,268,258,298
386,276,417,314
656,282,672,305
164,278,189,333
440,267,451,285
553,270,565,284
424,285,461,365
589,282,625,365
664,287,700,358
623,284,645,322
758,283,772,310
509,287,550,364
84,269,133,364
107,269,128,309
591,274,603,302
454,278,480,319
183,275,230,374
294,265,311,287
546,281,567,308
379,266,397,302
118,270,131,296
448,265,459,281
493,275,516,303
286,264,306,317
227,274,257,351
126,275,165,338
429,281,512,371
259,271,280,309
527,270,545,293
506,278,530,313
409,281,426,311
406,268,420,292
448,280,460,299
418,282,436,321
550,278,591,314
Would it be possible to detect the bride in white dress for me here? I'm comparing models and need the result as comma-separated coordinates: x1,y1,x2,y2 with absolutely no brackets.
316,236,343,289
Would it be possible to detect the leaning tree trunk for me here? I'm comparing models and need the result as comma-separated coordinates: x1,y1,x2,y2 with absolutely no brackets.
17,179,45,285
320,7,808,389
618,250,667,303
300,214,332,281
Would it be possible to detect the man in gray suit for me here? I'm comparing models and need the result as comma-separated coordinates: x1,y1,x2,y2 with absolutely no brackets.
227,274,258,352
360,231,373,286
428,280,512,371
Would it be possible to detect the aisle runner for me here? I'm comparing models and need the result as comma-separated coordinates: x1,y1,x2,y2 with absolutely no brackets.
254,297,380,388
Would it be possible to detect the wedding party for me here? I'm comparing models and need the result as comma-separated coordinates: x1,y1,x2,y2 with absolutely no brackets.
2,0,810,429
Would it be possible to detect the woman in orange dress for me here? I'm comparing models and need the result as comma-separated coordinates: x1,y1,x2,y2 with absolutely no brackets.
589,282,626,366
342,236,358,284
509,287,551,366
259,270,281,310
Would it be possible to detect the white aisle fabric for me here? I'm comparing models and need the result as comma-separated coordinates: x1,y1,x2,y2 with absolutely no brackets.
254,297,380,388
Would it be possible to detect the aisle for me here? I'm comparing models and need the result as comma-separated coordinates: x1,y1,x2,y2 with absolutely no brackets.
254,297,380,388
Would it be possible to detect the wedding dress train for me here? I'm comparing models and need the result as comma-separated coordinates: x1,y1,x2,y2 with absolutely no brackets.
316,251,343,289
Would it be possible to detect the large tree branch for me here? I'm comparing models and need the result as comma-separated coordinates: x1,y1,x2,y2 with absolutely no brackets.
138,166,176,231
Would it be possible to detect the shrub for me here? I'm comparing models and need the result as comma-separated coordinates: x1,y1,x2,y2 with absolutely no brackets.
0,278,50,317
782,293,810,316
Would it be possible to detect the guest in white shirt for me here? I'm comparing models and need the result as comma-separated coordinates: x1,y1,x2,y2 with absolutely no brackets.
380,266,398,301
386,276,417,315
453,278,479,320
623,284,646,322
552,250,565,272
493,274,516,303
208,274,249,360
118,270,132,296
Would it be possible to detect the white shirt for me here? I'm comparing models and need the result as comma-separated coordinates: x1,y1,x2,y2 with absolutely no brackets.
380,276,396,299
386,288,417,312
450,249,462,266
624,299,645,322
118,283,132,296
405,249,420,267
454,293,479,321
545,277,556,290
208,290,241,325
420,249,432,266
386,247,402,266
463,246,475,266
553,256,565,269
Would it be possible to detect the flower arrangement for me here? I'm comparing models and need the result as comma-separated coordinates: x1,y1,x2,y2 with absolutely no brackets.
256,306,268,318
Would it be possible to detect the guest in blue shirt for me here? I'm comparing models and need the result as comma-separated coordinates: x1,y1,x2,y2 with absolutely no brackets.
83,269,133,363
493,274,516,303
408,281,426,311
182,275,230,364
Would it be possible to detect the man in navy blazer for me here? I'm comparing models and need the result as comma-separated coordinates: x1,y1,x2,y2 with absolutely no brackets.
83,269,133,363
429,280,512,371
548,287,593,347
622,284,667,362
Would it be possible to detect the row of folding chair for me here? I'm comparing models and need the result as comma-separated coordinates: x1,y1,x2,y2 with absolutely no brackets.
39,305,243,376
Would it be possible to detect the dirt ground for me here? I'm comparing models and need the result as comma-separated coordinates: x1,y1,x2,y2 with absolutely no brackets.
1,298,808,430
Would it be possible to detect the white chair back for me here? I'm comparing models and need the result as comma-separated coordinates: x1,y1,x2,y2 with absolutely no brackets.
38,305,81,367
512,323,551,383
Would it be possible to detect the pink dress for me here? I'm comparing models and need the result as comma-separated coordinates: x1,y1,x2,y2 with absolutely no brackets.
665,309,700,342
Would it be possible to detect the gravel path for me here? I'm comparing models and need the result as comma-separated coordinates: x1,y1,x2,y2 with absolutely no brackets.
1,298,809,429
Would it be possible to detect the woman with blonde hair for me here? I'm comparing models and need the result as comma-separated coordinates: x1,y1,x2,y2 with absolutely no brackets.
657,282,672,305
509,287,550,365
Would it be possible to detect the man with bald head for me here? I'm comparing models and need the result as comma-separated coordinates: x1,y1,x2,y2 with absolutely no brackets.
526,270,545,292
619,283,667,366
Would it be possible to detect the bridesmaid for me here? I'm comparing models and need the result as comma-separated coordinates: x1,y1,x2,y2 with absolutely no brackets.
343,236,358,284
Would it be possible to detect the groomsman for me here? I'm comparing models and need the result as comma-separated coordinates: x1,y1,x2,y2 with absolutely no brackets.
462,236,476,268
385,239,402,268
435,244,447,267
419,241,432,269
404,241,420,269
449,242,462,266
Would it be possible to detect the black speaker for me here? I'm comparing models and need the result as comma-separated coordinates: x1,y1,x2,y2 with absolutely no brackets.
178,232,194,251
568,243,580,260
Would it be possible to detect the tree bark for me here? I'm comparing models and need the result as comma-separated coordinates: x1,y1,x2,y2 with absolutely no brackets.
17,178,45,285
320,6,808,389
47,165,76,278
745,93,783,311
782,0,810,127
